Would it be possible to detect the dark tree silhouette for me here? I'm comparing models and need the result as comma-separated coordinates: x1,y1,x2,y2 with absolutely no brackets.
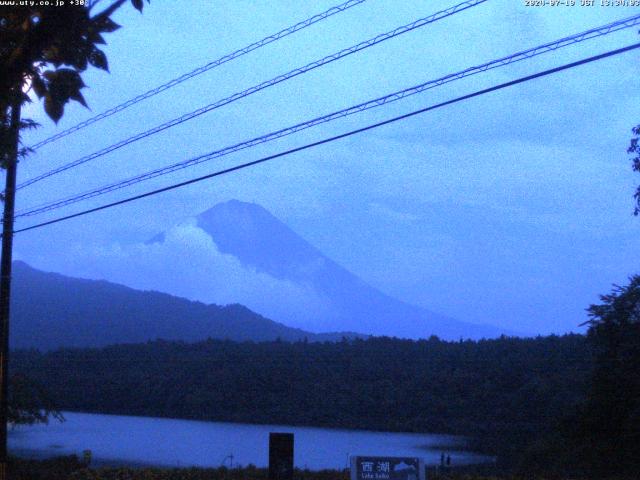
627,127,640,215
1,0,149,123
0,2,150,476
576,276,640,476
7,374,63,426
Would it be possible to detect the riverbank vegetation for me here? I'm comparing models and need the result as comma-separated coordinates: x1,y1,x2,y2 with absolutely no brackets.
5,454,604,480
10,455,349,480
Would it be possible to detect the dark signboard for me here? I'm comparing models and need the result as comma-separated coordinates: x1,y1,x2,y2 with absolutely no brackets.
268,432,294,480
350,456,425,480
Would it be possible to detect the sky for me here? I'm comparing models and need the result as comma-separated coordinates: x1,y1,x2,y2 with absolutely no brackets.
9,0,640,335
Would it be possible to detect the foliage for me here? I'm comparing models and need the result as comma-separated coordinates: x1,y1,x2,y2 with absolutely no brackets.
0,0,149,122
8,455,610,480
519,277,640,478
3,456,533,480
627,126,640,215
9,455,89,480
9,456,351,480
0,0,150,183
8,373,63,426
573,276,640,476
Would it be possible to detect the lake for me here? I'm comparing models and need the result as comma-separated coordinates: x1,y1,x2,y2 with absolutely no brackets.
9,412,490,470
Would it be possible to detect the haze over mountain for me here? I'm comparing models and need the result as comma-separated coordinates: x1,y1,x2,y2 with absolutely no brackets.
142,200,510,339
10,261,359,351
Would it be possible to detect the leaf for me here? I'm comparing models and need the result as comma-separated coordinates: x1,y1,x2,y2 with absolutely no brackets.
46,69,87,115
31,75,47,99
88,48,108,71
18,146,35,161
69,44,90,71
88,30,106,45
19,119,40,130
54,69,86,90
94,16,120,33
44,94,64,123
131,0,143,12
70,90,88,108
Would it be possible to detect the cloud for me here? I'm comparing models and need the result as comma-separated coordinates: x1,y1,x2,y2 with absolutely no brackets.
34,219,334,332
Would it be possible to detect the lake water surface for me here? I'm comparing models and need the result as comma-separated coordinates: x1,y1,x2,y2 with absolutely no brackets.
9,412,489,470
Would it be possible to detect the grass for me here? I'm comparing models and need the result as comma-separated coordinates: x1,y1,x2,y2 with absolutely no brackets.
10,455,621,480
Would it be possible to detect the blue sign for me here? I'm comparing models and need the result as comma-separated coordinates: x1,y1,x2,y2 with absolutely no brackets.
350,456,425,480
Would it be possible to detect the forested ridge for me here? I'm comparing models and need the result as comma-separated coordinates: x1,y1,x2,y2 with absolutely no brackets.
11,334,590,466
11,261,362,350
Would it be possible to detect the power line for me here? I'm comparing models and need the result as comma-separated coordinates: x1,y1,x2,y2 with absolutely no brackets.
16,0,487,191
13,42,640,235
15,13,640,219
27,0,368,151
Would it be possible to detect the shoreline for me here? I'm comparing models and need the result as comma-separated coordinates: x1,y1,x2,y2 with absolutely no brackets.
9,411,493,471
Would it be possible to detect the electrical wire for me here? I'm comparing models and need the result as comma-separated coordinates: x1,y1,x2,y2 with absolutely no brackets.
13,42,640,235
28,0,369,150
16,0,487,191
15,13,640,219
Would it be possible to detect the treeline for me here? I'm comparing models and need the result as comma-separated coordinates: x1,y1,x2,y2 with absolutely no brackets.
11,334,590,466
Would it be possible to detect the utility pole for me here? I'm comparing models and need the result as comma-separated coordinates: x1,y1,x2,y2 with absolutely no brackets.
0,98,22,480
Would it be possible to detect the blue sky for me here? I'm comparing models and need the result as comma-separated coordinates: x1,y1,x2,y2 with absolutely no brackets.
11,0,640,335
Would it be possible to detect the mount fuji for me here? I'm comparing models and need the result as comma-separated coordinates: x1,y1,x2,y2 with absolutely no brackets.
145,200,510,340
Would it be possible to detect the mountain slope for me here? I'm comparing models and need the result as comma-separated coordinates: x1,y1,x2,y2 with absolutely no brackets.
149,200,511,340
10,261,358,351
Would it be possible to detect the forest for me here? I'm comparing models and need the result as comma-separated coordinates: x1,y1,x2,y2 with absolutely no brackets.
11,334,590,472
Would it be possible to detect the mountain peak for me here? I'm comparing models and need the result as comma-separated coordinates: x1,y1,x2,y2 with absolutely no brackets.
206,199,265,212
196,200,323,281
145,200,514,339
198,200,288,234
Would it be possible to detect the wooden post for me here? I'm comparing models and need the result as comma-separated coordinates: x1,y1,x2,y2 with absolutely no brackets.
269,432,294,480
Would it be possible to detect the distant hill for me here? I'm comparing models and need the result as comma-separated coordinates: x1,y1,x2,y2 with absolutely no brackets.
10,261,362,351
148,200,512,339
